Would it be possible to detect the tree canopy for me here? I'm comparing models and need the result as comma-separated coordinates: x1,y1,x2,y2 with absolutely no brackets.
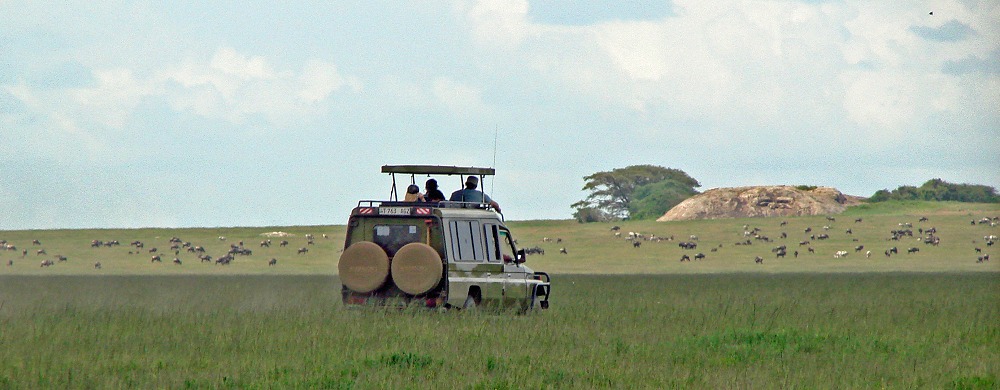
572,165,700,222
868,179,999,203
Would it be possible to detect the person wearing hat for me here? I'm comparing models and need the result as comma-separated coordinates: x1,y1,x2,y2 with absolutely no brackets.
403,184,426,202
449,176,501,212
424,179,446,202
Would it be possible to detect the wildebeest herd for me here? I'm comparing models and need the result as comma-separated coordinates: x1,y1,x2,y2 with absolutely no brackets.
541,215,998,266
1,232,328,270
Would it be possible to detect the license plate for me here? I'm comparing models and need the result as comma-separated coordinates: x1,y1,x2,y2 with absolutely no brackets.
379,207,411,215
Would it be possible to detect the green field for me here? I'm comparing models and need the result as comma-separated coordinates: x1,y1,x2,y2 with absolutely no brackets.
1,201,998,388
0,274,996,388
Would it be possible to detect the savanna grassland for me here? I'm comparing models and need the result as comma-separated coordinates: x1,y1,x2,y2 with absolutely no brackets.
1,201,998,388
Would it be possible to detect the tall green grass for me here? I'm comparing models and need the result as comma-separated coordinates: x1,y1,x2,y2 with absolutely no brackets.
1,274,996,388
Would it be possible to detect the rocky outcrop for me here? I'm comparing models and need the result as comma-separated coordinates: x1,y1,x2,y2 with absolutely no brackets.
657,186,863,221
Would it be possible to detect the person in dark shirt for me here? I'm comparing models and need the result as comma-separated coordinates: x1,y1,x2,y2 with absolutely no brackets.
424,179,446,202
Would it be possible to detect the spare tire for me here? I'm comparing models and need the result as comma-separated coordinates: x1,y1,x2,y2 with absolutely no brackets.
338,241,390,293
391,242,443,295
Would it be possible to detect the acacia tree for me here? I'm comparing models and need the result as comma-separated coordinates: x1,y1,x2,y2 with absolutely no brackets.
572,165,700,221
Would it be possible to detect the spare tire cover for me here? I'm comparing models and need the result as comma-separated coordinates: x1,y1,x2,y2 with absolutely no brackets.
338,241,390,293
391,242,443,295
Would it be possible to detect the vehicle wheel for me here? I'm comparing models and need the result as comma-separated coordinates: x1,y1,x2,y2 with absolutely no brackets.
390,243,443,295
463,294,478,310
338,241,390,293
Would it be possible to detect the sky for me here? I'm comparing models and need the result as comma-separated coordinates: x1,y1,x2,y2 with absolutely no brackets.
1,0,998,230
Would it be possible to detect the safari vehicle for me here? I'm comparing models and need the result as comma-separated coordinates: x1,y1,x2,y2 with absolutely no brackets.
337,165,550,311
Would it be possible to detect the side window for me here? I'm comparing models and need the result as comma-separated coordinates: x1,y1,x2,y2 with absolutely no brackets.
448,220,484,261
483,223,500,262
498,229,516,261
373,224,420,256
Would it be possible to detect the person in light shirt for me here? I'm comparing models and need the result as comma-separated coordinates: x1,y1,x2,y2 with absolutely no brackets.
449,176,501,212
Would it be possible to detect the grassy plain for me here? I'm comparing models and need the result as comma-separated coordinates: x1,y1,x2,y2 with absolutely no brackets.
0,274,996,388
0,201,998,388
1,201,998,275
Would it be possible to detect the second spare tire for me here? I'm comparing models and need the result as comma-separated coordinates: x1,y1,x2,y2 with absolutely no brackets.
391,242,443,295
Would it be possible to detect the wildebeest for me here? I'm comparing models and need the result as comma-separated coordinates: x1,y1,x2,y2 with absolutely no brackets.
260,240,271,247
678,242,697,250
559,247,568,254
200,255,213,263
173,258,182,265
56,255,67,262
268,258,278,266
216,255,233,265
977,254,990,263
632,241,641,248
36,249,46,255
151,255,162,262
855,245,864,252
6,260,12,266
834,250,848,258
32,239,41,245
280,240,289,247
297,247,309,254
40,260,54,267
754,256,763,264
94,262,102,269
680,254,690,262
149,247,158,253
694,253,706,260
907,247,920,254
776,249,786,258
524,246,545,255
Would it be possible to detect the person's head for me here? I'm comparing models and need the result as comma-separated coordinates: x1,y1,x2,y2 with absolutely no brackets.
406,184,420,194
465,176,478,189
425,178,438,190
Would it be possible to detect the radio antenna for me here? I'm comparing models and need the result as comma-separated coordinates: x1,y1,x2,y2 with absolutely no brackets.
492,125,498,195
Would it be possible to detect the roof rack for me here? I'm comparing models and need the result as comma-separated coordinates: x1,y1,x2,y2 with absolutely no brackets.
381,165,495,176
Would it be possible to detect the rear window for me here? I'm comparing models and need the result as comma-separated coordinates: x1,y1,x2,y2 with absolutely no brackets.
373,224,420,256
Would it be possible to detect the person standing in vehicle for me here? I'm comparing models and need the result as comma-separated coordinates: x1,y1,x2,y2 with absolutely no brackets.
424,179,446,202
449,176,501,212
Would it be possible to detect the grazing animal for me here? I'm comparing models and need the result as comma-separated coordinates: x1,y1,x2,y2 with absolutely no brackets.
866,250,871,258
151,255,162,263
754,256,763,264
40,260,54,267
94,262,102,269
36,249,46,255
907,247,920,254
149,247,158,253
632,241,641,248
6,260,12,266
834,250,848,258
297,247,309,254
260,240,271,247
680,254,690,262
794,250,799,258
975,247,982,253
56,255,67,262
268,258,277,266
218,236,226,241
173,258,182,265
855,218,863,223
808,247,815,253
559,247,568,254
280,240,289,247
855,245,864,252
977,254,990,263
32,239,41,245
776,249,787,258
694,253,706,260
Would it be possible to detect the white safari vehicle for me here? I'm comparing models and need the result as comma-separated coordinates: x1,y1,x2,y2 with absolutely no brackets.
337,165,551,311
